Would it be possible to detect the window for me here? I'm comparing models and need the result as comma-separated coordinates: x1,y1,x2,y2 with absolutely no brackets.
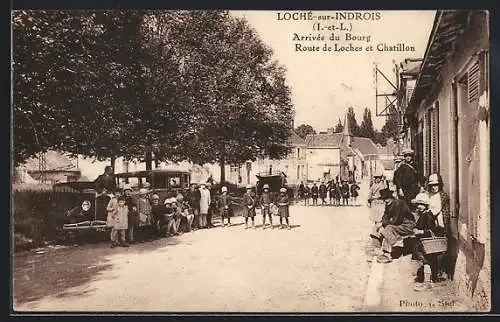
422,102,440,178
297,165,300,180
297,148,300,158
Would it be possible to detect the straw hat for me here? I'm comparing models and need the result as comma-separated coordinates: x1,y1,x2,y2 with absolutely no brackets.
280,187,287,193
412,193,430,206
221,186,228,193
428,173,440,185
263,184,269,189
139,188,148,195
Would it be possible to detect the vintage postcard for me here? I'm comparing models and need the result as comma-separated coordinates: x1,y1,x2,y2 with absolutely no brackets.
11,9,491,313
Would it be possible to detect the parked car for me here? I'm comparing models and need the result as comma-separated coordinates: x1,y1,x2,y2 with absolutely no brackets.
255,171,294,202
53,169,191,242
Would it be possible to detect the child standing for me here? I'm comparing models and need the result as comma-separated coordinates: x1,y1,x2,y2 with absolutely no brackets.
350,181,360,206
243,185,256,229
219,186,232,227
259,184,274,229
277,187,291,229
136,188,153,242
107,195,129,248
341,180,350,206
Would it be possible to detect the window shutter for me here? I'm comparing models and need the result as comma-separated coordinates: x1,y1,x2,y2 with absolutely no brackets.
431,103,440,173
467,61,480,103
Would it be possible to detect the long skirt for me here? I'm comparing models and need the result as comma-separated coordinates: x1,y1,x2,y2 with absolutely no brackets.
369,200,385,222
380,219,415,246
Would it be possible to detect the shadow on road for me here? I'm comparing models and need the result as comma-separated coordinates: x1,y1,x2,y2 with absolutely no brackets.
12,236,184,306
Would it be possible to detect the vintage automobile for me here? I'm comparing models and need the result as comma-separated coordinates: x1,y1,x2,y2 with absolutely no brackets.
255,171,294,203
52,181,111,242
114,169,191,201
54,169,191,241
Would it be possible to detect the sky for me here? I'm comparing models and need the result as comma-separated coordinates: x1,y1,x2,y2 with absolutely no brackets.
230,10,436,131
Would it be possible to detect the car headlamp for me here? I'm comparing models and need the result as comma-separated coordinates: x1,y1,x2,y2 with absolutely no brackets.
81,200,91,211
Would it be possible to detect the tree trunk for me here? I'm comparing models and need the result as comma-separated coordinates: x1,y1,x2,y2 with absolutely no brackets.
219,154,226,185
145,146,153,171
110,156,116,172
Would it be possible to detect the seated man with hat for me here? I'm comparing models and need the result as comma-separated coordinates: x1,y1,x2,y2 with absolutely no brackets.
374,187,416,263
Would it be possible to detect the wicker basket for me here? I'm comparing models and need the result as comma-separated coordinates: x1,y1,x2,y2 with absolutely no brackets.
420,231,447,254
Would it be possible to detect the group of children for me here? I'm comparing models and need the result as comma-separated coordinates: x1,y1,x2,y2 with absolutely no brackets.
367,172,452,291
298,179,361,206
104,182,294,248
105,185,195,248
241,183,292,229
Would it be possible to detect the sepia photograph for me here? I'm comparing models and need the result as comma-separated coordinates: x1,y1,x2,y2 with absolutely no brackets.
11,9,491,313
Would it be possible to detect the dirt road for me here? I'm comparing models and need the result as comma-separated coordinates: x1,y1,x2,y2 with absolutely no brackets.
14,199,373,312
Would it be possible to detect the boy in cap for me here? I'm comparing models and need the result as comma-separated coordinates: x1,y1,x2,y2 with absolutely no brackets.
310,182,319,206
219,186,232,227
340,179,350,206
277,187,291,229
410,193,446,289
319,181,328,206
243,185,257,229
259,184,274,229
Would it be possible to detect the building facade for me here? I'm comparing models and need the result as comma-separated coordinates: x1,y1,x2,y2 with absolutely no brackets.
405,10,490,310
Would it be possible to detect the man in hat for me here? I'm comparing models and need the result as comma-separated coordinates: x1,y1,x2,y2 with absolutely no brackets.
374,187,416,263
259,184,274,229
393,148,421,207
206,182,217,228
199,183,211,228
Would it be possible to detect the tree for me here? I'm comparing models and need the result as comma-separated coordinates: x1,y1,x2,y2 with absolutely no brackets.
359,108,375,138
334,118,344,133
295,124,316,139
175,12,293,183
380,106,400,144
346,107,361,136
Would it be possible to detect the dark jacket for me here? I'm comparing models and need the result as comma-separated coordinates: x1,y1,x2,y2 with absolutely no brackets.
414,209,445,237
219,193,232,210
319,184,327,197
94,174,117,193
259,191,274,207
186,189,201,210
350,183,360,197
393,162,420,200
311,186,319,197
381,199,415,227
243,192,256,208
341,183,350,197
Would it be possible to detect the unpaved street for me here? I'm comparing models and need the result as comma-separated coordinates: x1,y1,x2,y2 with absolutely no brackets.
14,199,373,312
